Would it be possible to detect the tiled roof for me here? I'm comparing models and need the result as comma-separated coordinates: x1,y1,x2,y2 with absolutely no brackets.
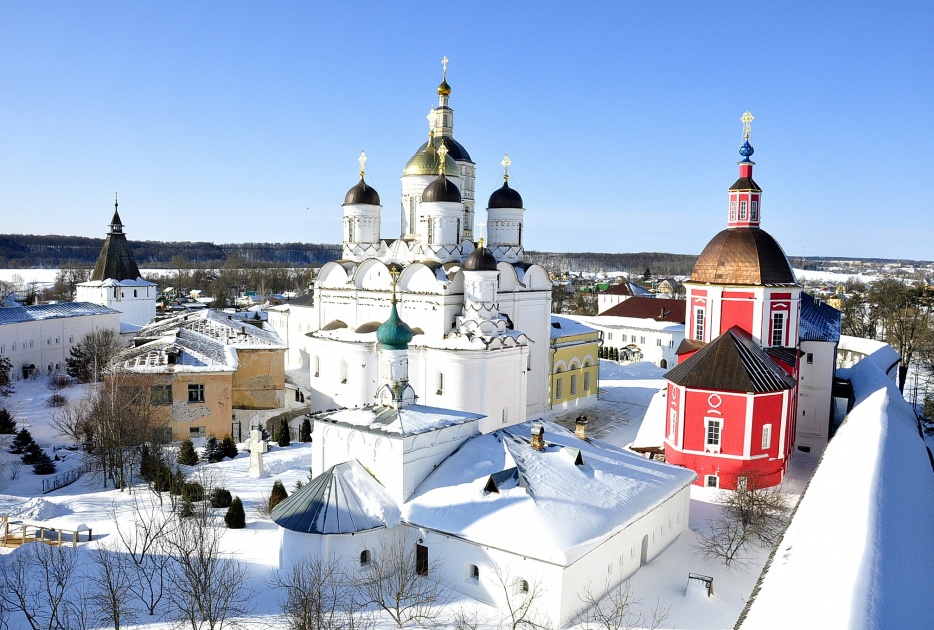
691,227,796,285
0,302,120,325
600,296,686,323
272,460,399,534
600,282,654,297
800,293,842,342
729,176,762,192
665,326,796,393
676,337,706,355
90,232,143,282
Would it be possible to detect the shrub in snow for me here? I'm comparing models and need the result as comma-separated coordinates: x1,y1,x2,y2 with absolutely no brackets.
48,373,72,390
46,393,68,408
182,481,205,503
300,417,311,442
202,435,223,463
221,434,238,459
31,450,56,475
179,498,195,518
168,467,186,496
277,417,291,447
177,438,199,466
225,497,245,529
0,354,12,397
22,442,44,466
10,428,34,454
0,408,16,434
269,480,288,512
210,487,232,508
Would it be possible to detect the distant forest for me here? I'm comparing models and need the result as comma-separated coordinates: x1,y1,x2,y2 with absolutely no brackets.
0,234,341,268
526,251,699,276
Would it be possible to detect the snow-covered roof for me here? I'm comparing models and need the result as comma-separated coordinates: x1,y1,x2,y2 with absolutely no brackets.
272,460,401,534
738,356,934,628
0,302,120,325
575,314,684,333
405,420,696,565
838,335,900,371
137,309,286,350
114,328,237,373
549,315,598,339
630,389,667,450
314,404,483,438
78,277,156,287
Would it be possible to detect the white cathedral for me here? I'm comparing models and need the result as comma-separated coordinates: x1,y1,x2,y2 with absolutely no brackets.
274,61,553,431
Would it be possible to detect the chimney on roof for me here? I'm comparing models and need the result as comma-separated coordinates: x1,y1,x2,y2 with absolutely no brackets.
660,307,665,319
530,421,545,451
575,414,589,440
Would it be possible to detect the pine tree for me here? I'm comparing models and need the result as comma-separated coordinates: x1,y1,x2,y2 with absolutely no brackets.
277,417,291,447
202,435,222,463
269,480,288,512
210,487,232,508
11,428,34,454
221,434,238,459
0,354,13,397
178,498,195,518
31,449,56,475
0,408,16,434
139,444,155,481
22,441,43,465
177,438,199,465
299,417,311,442
225,497,246,529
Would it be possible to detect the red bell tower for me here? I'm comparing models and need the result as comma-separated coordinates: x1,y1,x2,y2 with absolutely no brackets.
727,111,763,228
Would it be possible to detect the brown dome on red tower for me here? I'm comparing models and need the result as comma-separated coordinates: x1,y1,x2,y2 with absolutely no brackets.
691,227,795,285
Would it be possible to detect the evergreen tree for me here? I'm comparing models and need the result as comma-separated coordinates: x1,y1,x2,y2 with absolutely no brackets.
169,466,186,496
177,438,199,465
0,408,16,434
65,329,119,383
277,417,291,447
225,497,246,529
0,354,12,397
299,417,311,442
210,487,232,508
202,435,222,463
31,449,56,475
22,441,43,465
178,498,195,518
139,443,155,481
221,434,239,459
11,428,34,454
181,481,205,502
269,480,288,512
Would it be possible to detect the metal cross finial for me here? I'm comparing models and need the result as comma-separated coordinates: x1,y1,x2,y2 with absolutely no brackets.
501,153,512,181
114,192,118,210
741,111,754,140
427,107,435,133
441,55,449,78
437,140,448,175
358,150,367,178
389,267,400,304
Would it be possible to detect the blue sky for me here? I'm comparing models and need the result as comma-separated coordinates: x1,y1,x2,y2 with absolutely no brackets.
1,2,932,260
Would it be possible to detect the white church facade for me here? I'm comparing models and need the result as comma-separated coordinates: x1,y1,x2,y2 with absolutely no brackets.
270,62,552,430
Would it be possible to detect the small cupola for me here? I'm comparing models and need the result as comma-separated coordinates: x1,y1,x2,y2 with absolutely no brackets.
464,241,498,271
344,150,381,206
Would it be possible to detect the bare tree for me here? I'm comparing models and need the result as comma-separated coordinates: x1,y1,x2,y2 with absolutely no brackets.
270,555,372,630
869,278,934,391
111,493,175,617
83,373,169,490
50,395,92,445
89,542,138,629
0,543,79,630
577,580,668,630
693,471,789,568
355,531,448,628
490,562,552,630
165,498,254,630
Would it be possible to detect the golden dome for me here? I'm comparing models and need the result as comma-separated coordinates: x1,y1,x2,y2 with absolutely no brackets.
437,79,451,96
691,228,796,285
403,142,460,177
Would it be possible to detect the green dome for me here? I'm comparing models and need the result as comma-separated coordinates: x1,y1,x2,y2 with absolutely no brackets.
404,142,460,177
376,302,413,350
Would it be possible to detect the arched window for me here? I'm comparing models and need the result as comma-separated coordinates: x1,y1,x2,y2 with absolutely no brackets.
360,550,371,565
469,564,479,580
518,579,529,594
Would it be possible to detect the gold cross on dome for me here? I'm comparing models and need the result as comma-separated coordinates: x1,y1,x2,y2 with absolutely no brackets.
501,153,512,181
427,107,435,132
358,150,367,177
441,55,449,77
741,111,754,140
437,141,448,175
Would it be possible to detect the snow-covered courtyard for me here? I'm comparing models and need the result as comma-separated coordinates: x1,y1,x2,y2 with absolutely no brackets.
0,361,819,629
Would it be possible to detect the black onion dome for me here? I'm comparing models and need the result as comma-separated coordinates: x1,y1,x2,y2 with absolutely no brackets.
344,177,380,206
488,181,523,209
422,175,462,203
464,247,498,271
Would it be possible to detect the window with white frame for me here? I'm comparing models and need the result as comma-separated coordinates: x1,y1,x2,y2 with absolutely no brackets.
762,424,772,450
771,312,785,346
751,200,758,221
656,338,662,346
694,307,705,341
740,200,747,219
555,377,563,399
469,564,479,581
730,200,737,220
705,475,719,488
570,374,577,396
668,408,677,440
705,418,721,452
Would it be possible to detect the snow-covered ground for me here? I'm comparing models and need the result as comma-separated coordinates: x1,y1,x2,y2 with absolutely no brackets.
0,363,818,629
793,268,880,284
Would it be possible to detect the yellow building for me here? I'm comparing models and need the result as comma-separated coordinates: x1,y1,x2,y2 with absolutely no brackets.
115,310,287,441
548,315,600,409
